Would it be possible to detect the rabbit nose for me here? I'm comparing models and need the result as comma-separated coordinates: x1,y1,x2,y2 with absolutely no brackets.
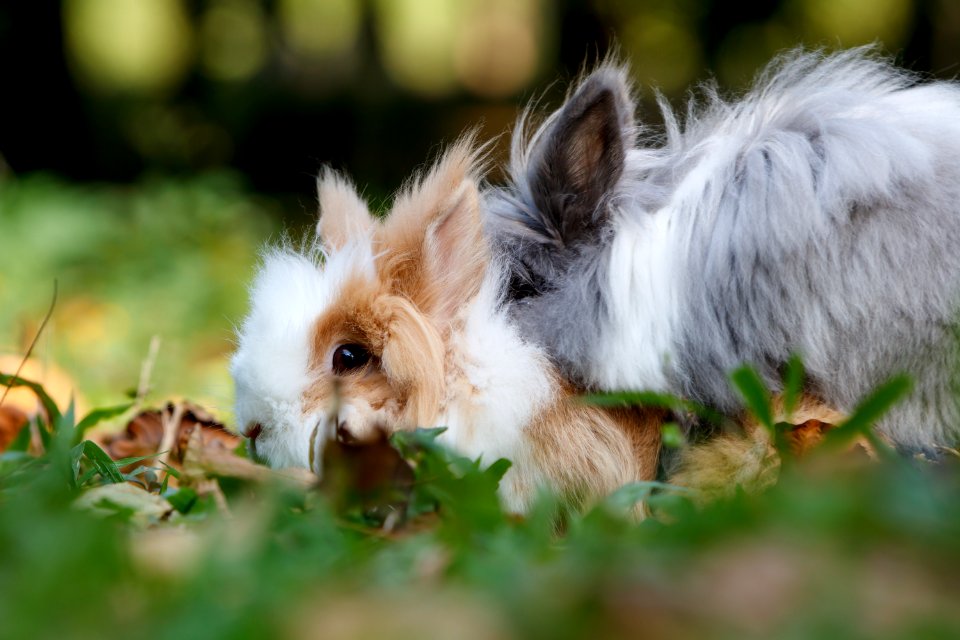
245,423,263,441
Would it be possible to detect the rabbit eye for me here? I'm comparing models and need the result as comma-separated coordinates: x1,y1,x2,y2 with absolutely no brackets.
332,343,370,374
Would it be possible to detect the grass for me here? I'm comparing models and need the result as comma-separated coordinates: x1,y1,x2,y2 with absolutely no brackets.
0,173,278,414
2,176,960,639
1,367,959,640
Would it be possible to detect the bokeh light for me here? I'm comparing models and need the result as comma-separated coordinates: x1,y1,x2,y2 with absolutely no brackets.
63,0,193,94
199,0,268,82
453,0,545,98
278,0,362,60
787,0,914,47
374,0,460,97
600,1,704,96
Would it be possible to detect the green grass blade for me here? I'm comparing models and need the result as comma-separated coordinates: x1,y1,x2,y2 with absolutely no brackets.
730,366,774,433
821,375,913,451
5,419,32,453
74,403,134,444
36,415,53,451
76,467,99,488
582,390,724,424
159,472,171,494
111,452,164,467
55,396,77,438
70,442,85,488
81,441,125,484
0,373,61,423
158,461,181,479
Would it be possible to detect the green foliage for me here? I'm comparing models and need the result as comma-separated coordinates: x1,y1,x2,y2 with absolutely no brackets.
583,389,725,424
0,375,147,496
821,376,913,458
661,422,685,448
3,350,960,639
0,174,278,413
730,365,774,432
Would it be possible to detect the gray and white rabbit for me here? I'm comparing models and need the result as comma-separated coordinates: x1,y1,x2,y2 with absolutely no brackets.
485,48,960,453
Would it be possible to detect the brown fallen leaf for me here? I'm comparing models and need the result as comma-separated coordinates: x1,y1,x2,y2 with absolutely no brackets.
100,401,314,502
0,405,29,452
172,403,243,466
102,401,243,473
101,409,164,470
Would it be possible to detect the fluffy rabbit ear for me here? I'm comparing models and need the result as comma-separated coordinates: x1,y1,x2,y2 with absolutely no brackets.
383,141,488,323
423,177,486,321
524,66,635,246
316,168,374,250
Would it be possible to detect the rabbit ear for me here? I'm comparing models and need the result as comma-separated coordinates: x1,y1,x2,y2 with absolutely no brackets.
382,140,488,323
423,177,487,321
316,168,374,250
523,66,634,247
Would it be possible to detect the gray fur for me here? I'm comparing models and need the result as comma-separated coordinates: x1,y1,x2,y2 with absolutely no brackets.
485,65,638,383
485,48,960,449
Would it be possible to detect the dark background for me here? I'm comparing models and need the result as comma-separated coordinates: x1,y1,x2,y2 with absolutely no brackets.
3,0,958,207
2,0,959,408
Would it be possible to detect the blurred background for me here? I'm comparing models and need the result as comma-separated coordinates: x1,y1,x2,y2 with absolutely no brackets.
1,0,958,418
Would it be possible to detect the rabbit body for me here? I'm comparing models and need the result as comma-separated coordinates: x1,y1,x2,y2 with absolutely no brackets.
485,49,960,452
231,142,659,512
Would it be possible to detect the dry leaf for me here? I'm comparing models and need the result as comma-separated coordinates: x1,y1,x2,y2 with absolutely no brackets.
74,483,176,526
102,402,243,473
102,409,164,471
0,405,28,451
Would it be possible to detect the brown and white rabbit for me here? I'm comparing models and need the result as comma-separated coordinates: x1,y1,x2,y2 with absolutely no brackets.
230,140,661,512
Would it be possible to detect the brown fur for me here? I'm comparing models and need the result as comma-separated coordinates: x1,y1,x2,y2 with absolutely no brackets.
308,279,446,441
668,394,864,501
316,169,375,250
528,389,663,506
305,139,661,508
377,141,490,328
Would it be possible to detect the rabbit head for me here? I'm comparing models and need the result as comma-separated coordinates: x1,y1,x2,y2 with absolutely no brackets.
484,66,642,387
231,141,487,466
231,139,661,511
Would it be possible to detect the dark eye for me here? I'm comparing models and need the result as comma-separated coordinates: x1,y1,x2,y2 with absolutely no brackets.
332,343,370,374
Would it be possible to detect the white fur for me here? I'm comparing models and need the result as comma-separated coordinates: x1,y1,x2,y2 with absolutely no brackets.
438,265,557,511
593,207,679,390
230,240,375,468
233,241,562,510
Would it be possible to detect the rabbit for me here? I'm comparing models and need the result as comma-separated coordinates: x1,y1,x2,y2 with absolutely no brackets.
484,47,960,455
230,139,662,512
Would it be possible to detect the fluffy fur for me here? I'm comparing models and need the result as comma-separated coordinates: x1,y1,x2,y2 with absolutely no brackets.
485,48,960,452
668,395,850,501
231,140,661,512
